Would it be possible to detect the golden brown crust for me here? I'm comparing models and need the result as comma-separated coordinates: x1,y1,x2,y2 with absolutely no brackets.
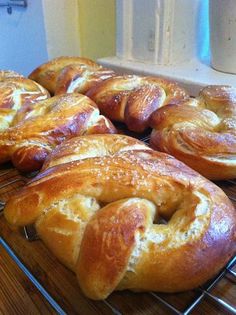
77,199,155,299
55,64,115,95
0,94,117,172
42,134,150,170
28,56,114,95
29,56,99,94
86,75,188,132
150,85,236,180
0,70,23,80
4,135,236,300
36,194,100,270
0,77,50,131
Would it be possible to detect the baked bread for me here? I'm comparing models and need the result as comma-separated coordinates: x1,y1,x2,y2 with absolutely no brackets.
0,70,23,80
0,94,116,172
150,85,236,180
29,56,115,95
4,134,236,300
42,133,151,170
0,77,49,131
86,75,189,133
54,64,115,95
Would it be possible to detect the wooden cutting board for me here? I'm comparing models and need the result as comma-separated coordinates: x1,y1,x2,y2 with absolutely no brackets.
0,162,235,315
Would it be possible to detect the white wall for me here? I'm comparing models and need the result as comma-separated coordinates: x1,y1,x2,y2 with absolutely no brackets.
42,0,80,60
0,0,80,76
0,0,48,75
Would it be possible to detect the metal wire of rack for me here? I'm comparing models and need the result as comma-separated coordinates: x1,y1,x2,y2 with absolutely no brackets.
0,145,235,314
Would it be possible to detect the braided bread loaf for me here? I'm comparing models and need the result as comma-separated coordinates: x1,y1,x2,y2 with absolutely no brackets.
86,75,188,133
0,76,49,131
29,56,115,95
4,134,235,300
0,94,116,172
150,85,236,180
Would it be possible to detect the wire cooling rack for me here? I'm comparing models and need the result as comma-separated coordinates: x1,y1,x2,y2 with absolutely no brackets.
0,137,235,315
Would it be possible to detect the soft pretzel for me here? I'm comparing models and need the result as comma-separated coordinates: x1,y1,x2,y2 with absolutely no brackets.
0,94,116,172
0,77,49,131
150,85,236,180
86,75,188,133
54,64,115,95
29,56,114,95
0,70,23,80
4,134,235,300
42,133,150,170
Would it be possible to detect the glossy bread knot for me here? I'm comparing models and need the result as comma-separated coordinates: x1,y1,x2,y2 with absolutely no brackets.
0,76,50,131
29,56,115,95
86,75,188,132
54,64,115,95
4,134,236,300
0,70,23,80
150,85,236,180
0,94,116,172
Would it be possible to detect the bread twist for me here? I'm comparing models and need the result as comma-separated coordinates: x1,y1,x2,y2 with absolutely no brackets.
4,134,235,300
86,75,188,133
150,85,236,180
0,94,116,172
54,64,115,95
29,56,114,95
0,76,49,131
42,133,151,170
0,70,23,80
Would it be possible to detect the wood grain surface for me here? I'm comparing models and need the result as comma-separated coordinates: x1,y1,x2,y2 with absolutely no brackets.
0,160,235,315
